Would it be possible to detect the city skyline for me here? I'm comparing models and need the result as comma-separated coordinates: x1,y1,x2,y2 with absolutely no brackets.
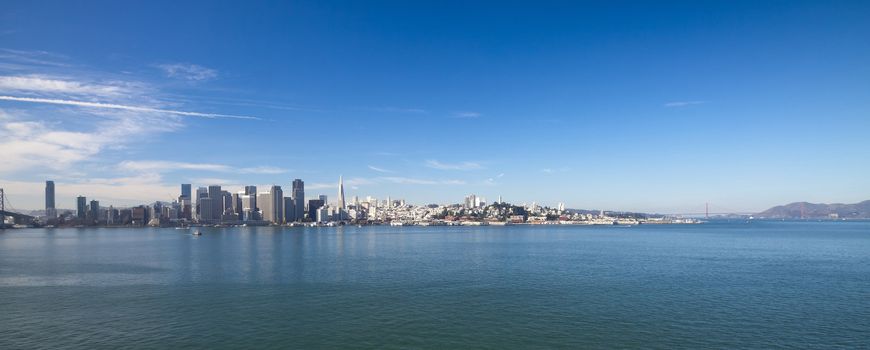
2,1,869,213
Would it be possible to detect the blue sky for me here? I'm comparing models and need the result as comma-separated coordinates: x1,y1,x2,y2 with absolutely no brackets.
1,0,868,213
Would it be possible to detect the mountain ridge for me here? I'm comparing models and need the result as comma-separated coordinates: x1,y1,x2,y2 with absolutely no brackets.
756,200,870,219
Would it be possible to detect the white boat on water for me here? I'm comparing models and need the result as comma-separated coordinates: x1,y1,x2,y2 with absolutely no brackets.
192,230,202,236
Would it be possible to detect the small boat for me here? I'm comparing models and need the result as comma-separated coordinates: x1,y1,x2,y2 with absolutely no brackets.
192,230,202,236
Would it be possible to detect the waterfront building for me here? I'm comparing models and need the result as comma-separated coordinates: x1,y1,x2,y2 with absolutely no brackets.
131,206,148,226
179,197,192,220
308,199,324,221
195,187,208,220
222,191,232,216
270,185,284,224
292,179,304,222
319,195,328,206
316,206,330,223
199,198,215,222
107,205,115,225
240,194,256,220
284,197,295,223
208,185,222,220
89,200,99,224
232,192,241,215
257,192,273,222
243,185,258,213
45,180,56,218
76,196,87,220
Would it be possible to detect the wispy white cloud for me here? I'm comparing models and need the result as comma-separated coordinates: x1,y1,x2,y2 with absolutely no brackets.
156,63,217,81
364,106,427,113
483,173,505,186
371,151,399,156
0,95,259,120
425,159,483,170
452,111,481,118
305,183,335,190
0,108,183,175
379,177,466,185
541,167,571,174
307,176,464,190
367,165,394,173
0,69,258,179
118,161,287,174
0,75,128,97
0,49,71,69
188,178,237,186
238,166,287,175
664,101,707,107
306,177,374,190
119,161,230,172
0,119,105,172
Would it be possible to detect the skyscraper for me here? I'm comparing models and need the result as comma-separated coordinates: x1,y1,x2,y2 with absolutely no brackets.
222,191,232,217
181,184,191,200
199,198,214,222
195,187,208,220
208,185,222,221
257,192,272,222
244,185,257,195
76,196,87,220
337,175,346,210
240,194,256,221
232,192,242,215
292,179,304,222
89,200,99,224
284,197,295,223
270,185,284,224
244,185,257,214
45,180,56,218
107,205,115,225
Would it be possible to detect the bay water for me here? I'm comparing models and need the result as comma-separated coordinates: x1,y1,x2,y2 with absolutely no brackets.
1,221,868,348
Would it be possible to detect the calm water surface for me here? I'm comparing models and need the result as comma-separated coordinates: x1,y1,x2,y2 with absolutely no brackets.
1,221,869,349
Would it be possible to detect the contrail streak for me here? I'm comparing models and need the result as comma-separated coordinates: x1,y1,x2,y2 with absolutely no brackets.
0,95,260,120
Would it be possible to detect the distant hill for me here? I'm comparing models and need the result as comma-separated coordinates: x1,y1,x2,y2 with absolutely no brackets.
756,200,870,219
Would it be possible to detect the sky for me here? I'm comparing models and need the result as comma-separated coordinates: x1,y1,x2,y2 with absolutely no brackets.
1,0,869,213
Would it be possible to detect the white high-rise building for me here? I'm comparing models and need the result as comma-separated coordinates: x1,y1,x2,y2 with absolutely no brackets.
465,194,477,209
240,194,256,220
257,192,272,222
